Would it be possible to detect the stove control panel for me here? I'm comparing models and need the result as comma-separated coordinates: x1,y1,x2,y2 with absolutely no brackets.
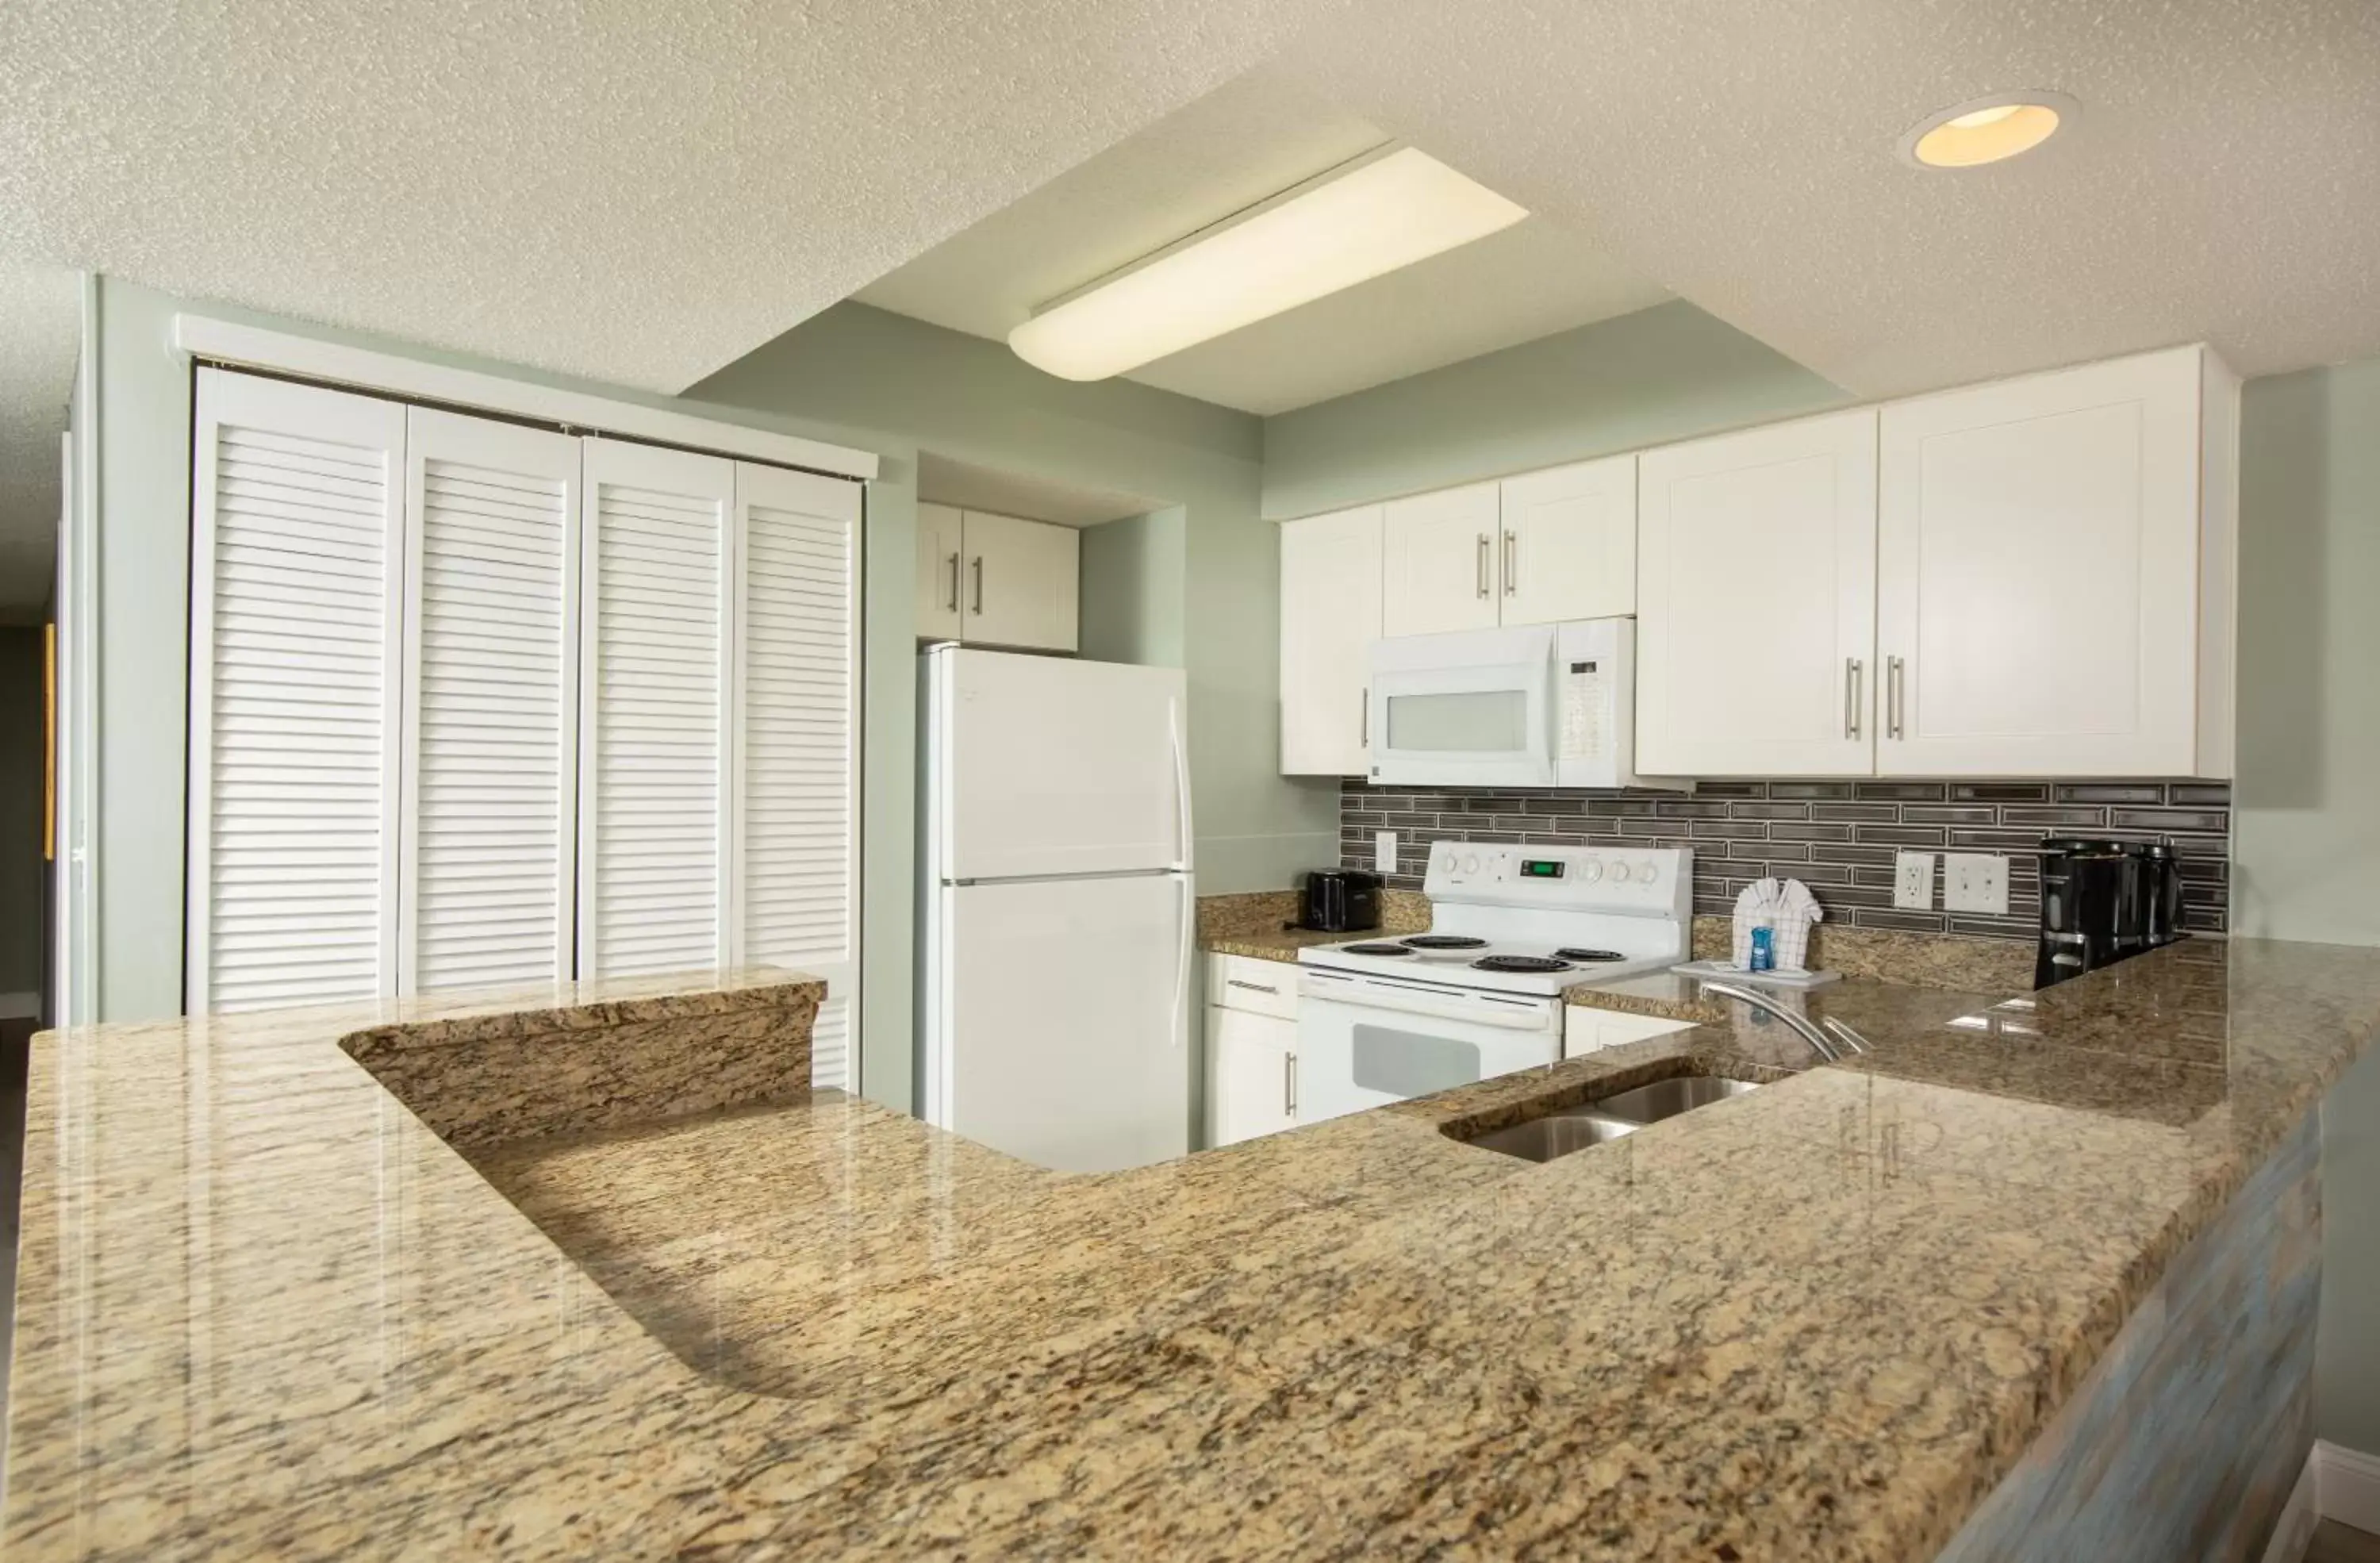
1422,841,1692,918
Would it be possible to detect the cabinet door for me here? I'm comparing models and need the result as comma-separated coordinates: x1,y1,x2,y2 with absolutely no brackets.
1500,455,1636,625
1382,482,1501,636
964,510,1080,652
916,501,965,640
1877,348,2205,776
1208,1004,1298,1146
1637,409,1879,776
1279,506,1384,775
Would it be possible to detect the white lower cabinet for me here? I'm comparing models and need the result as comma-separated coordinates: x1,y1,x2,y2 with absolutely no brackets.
1205,953,1300,1146
1564,1006,1698,1058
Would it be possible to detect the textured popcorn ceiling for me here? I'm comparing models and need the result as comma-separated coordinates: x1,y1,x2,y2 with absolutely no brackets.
0,267,78,620
0,0,1354,394
1276,0,2380,396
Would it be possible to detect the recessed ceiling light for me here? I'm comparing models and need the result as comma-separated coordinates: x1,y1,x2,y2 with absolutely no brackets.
1008,146,1527,382
1900,91,2078,169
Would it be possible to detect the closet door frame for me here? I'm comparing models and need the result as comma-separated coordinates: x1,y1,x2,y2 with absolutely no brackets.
186,368,408,1013
397,407,582,995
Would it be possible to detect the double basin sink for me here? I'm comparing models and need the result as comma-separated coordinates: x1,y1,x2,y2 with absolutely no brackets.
1461,1073,1760,1163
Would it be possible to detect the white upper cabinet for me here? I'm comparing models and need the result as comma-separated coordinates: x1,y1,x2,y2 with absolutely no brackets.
917,506,1080,652
1877,346,2236,778
1382,481,1502,636
1637,409,1881,777
1279,505,1384,775
1499,455,1637,624
915,500,965,641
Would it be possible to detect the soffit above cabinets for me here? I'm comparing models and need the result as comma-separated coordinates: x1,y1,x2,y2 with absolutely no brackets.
915,453,1163,530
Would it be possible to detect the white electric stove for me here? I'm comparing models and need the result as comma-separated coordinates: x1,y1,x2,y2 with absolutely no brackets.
1294,841,1693,1123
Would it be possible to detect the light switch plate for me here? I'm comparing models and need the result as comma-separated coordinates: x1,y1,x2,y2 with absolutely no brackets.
1943,852,2010,915
1893,851,1937,910
1374,830,1397,874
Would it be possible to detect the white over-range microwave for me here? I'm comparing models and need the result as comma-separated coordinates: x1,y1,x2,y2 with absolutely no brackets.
1366,617,1688,790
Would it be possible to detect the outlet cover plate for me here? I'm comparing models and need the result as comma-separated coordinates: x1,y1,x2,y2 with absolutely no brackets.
1374,830,1397,874
1894,851,1937,910
1944,852,2010,916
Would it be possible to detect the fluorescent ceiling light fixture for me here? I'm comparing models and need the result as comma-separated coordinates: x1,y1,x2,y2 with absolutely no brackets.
1900,91,2077,168
1008,146,1528,382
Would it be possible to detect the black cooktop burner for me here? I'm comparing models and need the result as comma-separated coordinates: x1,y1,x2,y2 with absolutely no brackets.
1473,954,1575,974
1401,934,1488,950
1342,942,1414,957
1553,947,1628,963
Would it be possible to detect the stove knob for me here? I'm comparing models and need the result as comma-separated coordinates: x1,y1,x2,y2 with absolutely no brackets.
1637,862,1660,885
1461,854,1482,875
1609,862,1631,883
1578,859,1603,883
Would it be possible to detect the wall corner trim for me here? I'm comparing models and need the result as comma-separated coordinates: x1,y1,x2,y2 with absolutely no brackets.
170,314,881,482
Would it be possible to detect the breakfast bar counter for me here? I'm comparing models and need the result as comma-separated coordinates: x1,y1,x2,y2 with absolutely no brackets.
7,939,2378,1559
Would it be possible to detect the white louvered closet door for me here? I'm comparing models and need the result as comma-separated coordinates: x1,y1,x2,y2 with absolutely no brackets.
400,409,579,993
731,463,862,1090
578,437,735,977
187,370,406,1013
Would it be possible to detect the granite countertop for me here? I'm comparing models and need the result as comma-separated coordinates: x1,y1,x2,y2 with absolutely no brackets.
10,940,2380,1560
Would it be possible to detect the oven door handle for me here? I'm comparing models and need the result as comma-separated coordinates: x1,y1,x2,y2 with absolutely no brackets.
1297,975,1559,1032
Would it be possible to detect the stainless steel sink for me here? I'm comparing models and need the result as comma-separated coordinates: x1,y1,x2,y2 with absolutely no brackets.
1463,1111,1642,1162
1457,1073,1762,1163
1587,1075,1760,1124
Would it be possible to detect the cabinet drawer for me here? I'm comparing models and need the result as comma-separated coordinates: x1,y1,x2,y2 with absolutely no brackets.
1205,953,1299,1020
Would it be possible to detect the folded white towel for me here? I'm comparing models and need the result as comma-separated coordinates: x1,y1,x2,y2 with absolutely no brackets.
1730,877,1825,971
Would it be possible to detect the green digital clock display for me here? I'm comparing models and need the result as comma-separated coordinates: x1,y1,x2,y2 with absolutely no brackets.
1520,859,1564,878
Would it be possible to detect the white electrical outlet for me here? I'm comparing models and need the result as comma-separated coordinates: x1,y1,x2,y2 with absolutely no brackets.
1943,852,2010,915
1374,830,1397,874
1893,851,1937,910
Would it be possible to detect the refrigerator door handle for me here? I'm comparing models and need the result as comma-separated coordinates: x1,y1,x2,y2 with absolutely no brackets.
1169,696,1193,871
1171,873,1192,1051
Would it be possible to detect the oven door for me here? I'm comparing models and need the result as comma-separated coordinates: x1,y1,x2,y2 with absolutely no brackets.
1368,624,1555,786
1295,967,1563,1124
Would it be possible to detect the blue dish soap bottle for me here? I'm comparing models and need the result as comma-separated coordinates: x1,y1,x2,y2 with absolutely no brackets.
1749,925,1776,973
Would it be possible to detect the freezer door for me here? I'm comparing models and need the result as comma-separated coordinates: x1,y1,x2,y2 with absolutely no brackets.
929,874,1192,1173
934,649,1190,881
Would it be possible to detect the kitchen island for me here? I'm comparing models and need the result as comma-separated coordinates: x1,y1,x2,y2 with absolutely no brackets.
6,940,2376,1560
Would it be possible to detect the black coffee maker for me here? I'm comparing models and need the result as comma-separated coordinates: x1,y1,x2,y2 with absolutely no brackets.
2035,838,2185,989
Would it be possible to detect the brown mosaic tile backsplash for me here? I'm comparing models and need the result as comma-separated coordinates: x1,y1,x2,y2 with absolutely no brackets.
1338,777,2231,943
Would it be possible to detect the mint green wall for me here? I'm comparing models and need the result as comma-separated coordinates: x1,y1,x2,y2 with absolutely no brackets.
2232,355,2380,1454
1260,300,1847,520
1079,509,1186,667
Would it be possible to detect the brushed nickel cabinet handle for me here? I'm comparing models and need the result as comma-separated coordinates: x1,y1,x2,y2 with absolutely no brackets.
1284,1050,1297,1117
969,556,984,615
946,552,961,613
1476,534,1490,598
1887,655,1906,739
1226,977,1280,996
1503,530,1517,596
1359,686,1368,748
1844,657,1864,740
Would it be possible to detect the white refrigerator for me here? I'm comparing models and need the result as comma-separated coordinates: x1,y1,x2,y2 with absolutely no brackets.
920,646,1195,1173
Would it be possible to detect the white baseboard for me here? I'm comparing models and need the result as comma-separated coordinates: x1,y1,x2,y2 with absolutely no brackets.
2263,1450,2320,1563
2320,1440,2380,1538
0,991,36,1020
